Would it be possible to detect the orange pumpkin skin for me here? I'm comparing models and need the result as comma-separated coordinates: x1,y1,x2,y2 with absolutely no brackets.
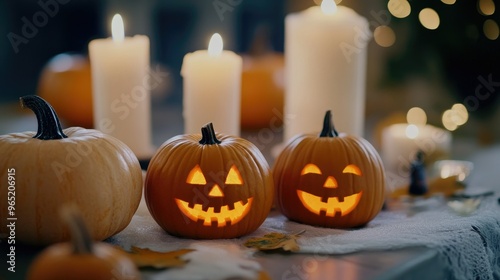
145,124,274,239
241,53,284,129
38,53,93,128
273,112,386,228
27,243,139,280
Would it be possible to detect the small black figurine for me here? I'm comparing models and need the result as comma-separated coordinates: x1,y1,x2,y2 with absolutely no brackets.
409,150,428,195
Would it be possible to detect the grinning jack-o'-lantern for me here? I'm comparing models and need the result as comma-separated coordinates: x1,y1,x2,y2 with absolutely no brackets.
145,123,274,239
273,111,386,228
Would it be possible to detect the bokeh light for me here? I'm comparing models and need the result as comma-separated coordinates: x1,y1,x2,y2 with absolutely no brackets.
406,107,427,125
405,124,419,139
478,0,495,16
442,110,459,131
483,19,499,40
441,0,456,5
419,8,440,30
374,25,396,47
388,0,411,19
451,103,469,126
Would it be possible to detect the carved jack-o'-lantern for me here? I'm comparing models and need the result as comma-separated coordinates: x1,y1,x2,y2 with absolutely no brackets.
273,111,386,228
145,123,274,239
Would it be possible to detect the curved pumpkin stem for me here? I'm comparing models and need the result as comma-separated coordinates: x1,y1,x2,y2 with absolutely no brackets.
20,95,67,140
319,110,338,137
199,123,221,145
60,205,93,255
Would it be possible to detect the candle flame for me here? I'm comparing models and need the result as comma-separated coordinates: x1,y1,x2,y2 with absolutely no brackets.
208,33,223,57
112,14,124,42
405,124,419,139
321,0,338,15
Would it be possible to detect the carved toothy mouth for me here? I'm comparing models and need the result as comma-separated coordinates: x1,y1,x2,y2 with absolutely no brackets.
297,190,362,217
175,198,253,227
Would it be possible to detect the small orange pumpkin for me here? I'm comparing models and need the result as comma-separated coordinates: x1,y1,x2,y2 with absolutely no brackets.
145,123,274,239
273,111,386,228
27,205,140,280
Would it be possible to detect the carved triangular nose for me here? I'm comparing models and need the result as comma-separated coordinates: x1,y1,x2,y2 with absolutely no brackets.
208,184,224,197
323,176,338,188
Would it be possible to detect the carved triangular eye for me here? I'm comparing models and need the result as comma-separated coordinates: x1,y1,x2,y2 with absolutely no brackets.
301,164,322,175
343,164,362,176
186,165,206,185
225,165,243,185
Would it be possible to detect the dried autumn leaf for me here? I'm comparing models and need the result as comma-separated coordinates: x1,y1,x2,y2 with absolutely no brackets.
125,246,194,269
244,231,305,252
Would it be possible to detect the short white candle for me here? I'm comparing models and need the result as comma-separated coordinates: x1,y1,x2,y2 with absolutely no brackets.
181,33,242,136
284,0,370,141
381,124,452,180
89,14,152,159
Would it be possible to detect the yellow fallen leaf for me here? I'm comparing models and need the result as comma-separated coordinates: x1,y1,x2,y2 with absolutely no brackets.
244,231,305,252
125,246,194,269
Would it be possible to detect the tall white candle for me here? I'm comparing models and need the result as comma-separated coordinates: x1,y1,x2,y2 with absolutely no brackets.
181,33,242,136
284,0,370,141
89,14,152,159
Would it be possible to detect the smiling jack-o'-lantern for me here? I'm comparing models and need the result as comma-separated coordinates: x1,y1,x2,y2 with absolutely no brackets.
273,111,385,228
145,123,274,239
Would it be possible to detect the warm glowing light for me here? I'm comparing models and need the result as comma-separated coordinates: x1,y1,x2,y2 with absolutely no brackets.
301,164,322,175
442,110,459,131
419,8,440,30
374,25,396,47
208,185,224,197
111,14,125,42
441,0,456,5
323,176,338,188
314,0,342,5
187,165,206,185
208,33,223,57
297,190,362,217
405,124,419,139
451,103,469,125
321,0,338,15
176,198,253,227
343,164,362,176
225,165,243,184
478,0,495,16
388,0,411,19
484,19,499,40
407,107,427,125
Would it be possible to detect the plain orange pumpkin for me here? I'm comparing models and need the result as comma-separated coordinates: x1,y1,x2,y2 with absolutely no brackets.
241,53,284,129
273,111,386,228
37,53,93,128
27,206,140,280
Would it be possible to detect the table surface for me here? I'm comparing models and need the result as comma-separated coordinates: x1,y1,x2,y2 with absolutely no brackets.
0,102,496,280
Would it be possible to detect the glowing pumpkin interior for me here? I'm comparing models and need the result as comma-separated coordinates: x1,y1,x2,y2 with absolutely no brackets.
175,164,253,227
297,163,363,217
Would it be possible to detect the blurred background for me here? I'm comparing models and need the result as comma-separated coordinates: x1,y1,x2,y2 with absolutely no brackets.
0,0,499,153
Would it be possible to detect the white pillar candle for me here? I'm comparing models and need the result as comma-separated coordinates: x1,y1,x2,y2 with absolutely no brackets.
381,123,452,186
181,33,242,136
284,0,370,141
89,14,152,159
